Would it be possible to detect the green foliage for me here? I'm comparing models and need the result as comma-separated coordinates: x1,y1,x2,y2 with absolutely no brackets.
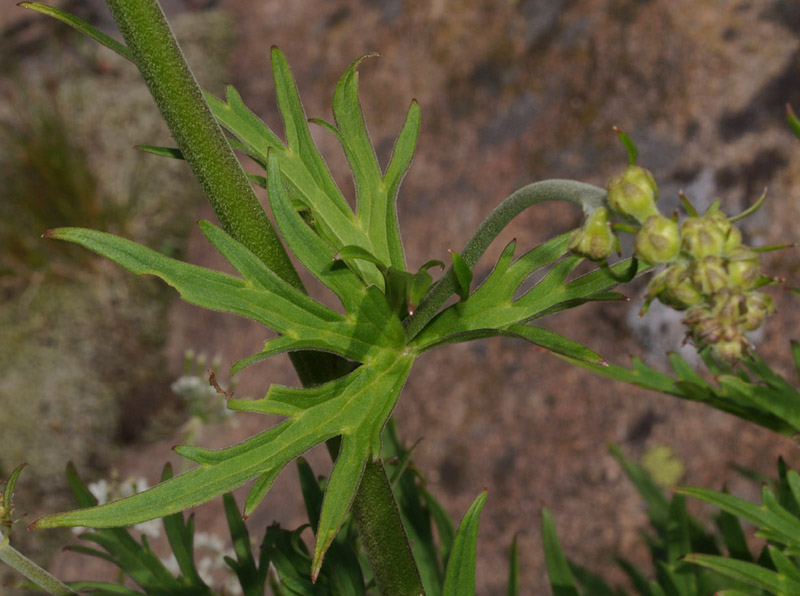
31,30,624,582
51,415,503,596
543,446,766,596
0,466,77,595
678,460,800,596
562,342,800,437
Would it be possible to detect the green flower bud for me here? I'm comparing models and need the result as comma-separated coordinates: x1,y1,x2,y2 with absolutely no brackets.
740,291,774,331
711,289,745,328
681,213,733,259
690,256,728,295
634,215,680,264
655,263,702,309
723,225,742,254
727,247,760,290
606,165,659,223
705,210,743,254
568,207,616,261
684,305,726,343
712,336,749,364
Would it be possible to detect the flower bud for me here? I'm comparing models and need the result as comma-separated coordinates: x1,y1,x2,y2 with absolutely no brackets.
568,207,616,261
711,289,744,328
681,214,730,259
727,247,760,290
690,256,728,295
740,291,774,331
655,263,702,309
712,336,749,364
634,215,680,264
684,305,724,343
606,165,659,223
705,210,743,254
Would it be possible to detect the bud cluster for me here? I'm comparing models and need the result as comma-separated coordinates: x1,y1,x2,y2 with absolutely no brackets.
641,201,775,363
569,136,776,364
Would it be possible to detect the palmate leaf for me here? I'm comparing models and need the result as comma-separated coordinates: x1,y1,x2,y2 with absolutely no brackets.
411,234,638,361
36,204,412,579
206,48,419,288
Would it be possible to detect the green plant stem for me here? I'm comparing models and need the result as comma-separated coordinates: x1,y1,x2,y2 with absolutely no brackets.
103,0,299,289
405,179,607,340
351,459,425,596
101,2,422,593
0,533,77,595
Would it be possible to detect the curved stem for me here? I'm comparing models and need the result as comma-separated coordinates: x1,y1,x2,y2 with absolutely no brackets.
404,179,606,340
0,533,77,595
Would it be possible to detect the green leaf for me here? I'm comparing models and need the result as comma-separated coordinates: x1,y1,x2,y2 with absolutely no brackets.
683,553,800,594
541,508,581,596
38,199,420,575
449,250,473,301
19,2,132,60
243,467,283,519
222,493,265,596
44,225,396,364
768,546,800,584
2,463,27,519
442,491,487,596
678,485,800,550
330,55,388,257
563,352,798,437
266,153,366,313
382,100,421,269
787,104,800,140
335,245,386,267
609,444,670,530
207,53,386,288
507,536,520,596
614,126,638,165
414,235,635,355
405,179,608,341
715,507,753,562
423,490,456,566
296,458,367,595
34,352,415,579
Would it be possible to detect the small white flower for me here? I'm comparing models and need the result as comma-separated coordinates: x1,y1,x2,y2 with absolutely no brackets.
87,479,109,505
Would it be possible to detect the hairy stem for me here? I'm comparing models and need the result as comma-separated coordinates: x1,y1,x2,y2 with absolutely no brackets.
405,179,607,340
0,534,77,595
351,460,425,596
102,1,422,592
103,0,301,289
